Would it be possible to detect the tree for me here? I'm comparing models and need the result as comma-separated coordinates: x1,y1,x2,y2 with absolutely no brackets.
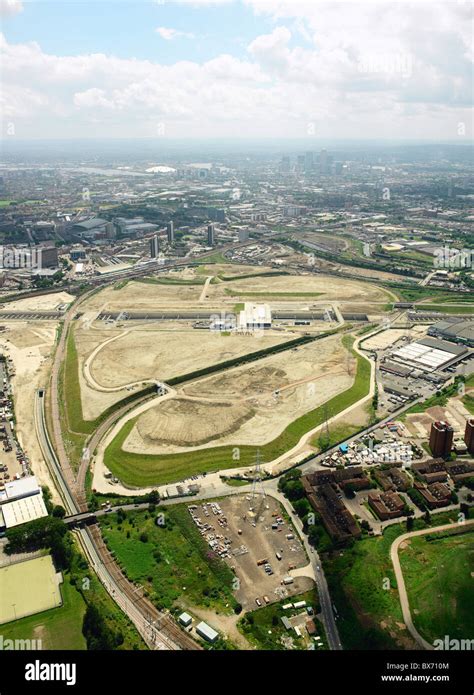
406,517,414,532
82,604,118,650
52,505,66,519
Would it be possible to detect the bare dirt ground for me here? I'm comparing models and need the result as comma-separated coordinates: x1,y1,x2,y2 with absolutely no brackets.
188,495,312,612
73,323,135,420
405,397,470,439
208,272,388,305
0,291,75,312
0,321,61,502
123,334,354,453
88,327,291,390
80,280,206,312
363,326,428,351
78,271,388,317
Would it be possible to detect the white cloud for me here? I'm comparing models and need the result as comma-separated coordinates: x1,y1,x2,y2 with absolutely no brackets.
155,27,195,40
0,0,472,139
0,0,23,17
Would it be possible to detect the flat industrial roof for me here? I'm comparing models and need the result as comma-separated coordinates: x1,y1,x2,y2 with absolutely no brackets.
196,621,218,641
1,495,48,528
392,340,463,372
418,336,467,355
4,475,41,502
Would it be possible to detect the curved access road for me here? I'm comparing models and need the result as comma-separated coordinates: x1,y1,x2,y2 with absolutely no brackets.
390,520,474,650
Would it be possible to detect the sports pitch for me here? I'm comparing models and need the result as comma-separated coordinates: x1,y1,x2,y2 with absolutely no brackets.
0,555,62,624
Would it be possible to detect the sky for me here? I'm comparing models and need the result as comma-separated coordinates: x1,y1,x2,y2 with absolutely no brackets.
0,0,473,141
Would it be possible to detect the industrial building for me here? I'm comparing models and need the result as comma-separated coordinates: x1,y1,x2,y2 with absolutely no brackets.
390,336,467,373
70,217,114,240
0,476,48,530
196,621,218,643
178,612,193,628
238,303,272,330
428,318,474,347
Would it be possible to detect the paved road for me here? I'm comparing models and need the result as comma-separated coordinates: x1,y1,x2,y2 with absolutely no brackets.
390,520,474,650
264,479,343,650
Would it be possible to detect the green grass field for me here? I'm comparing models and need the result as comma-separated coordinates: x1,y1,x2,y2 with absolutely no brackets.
238,589,323,650
135,276,207,286
323,511,462,649
399,530,474,644
224,288,324,298
463,394,474,414
0,556,62,624
1,576,87,650
417,304,474,315
104,335,372,487
99,506,236,613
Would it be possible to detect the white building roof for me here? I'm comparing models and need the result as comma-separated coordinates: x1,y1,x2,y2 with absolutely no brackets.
1,495,48,528
196,621,219,642
4,475,41,502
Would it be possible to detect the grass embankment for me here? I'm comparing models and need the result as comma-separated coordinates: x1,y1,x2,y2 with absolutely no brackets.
99,506,236,614
416,304,474,315
135,276,207,286
225,288,324,298
399,529,474,644
238,589,323,650
219,271,290,282
104,335,372,487
59,327,157,469
463,394,474,414
323,510,462,650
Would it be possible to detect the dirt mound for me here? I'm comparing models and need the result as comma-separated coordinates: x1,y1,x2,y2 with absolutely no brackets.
136,398,255,446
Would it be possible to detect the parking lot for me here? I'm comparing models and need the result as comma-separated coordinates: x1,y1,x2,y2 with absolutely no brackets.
188,494,312,610
0,360,30,486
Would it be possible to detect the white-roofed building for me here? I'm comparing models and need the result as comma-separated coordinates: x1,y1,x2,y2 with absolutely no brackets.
4,475,41,502
0,475,48,529
1,495,48,528
238,302,272,331
196,621,219,643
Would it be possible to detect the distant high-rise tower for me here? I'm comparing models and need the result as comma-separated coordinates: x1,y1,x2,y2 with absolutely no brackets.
464,419,474,455
304,151,314,173
207,223,215,246
167,221,174,244
280,156,290,174
319,149,329,174
149,235,159,258
429,421,454,459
